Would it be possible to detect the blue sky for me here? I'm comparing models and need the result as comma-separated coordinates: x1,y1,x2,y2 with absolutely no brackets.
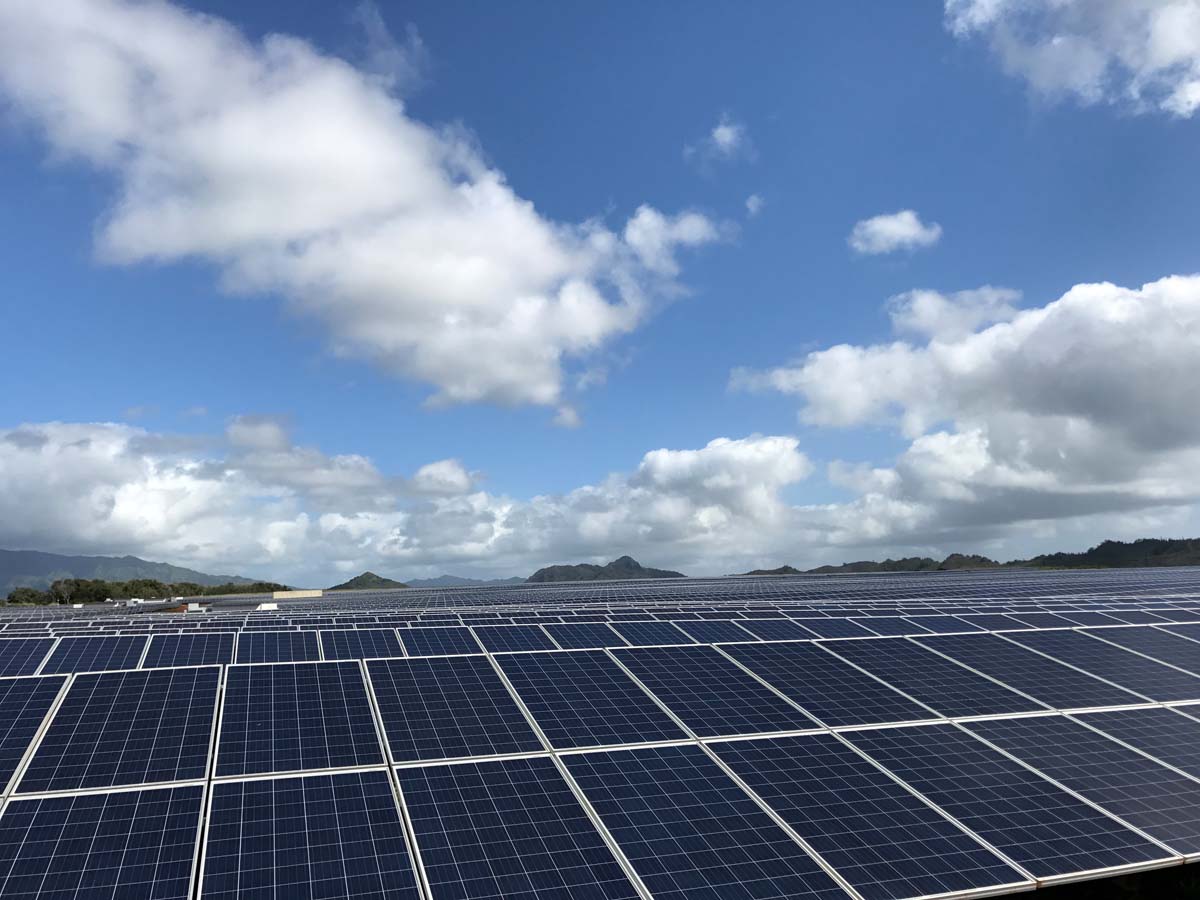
2,0,1200,583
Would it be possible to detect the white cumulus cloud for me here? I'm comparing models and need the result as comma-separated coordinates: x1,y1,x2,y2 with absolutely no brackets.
848,210,943,255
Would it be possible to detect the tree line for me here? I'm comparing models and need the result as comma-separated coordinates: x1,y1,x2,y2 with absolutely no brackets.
5,578,289,604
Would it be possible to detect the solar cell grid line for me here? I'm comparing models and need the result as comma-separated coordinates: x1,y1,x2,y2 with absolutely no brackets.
561,743,850,900
962,715,1200,856
1161,622,1200,644
611,621,696,647
0,640,55,678
17,666,219,794
216,661,384,777
608,644,819,737
719,640,939,728
471,624,559,653
199,769,423,900
956,614,1027,632
819,637,1049,719
710,733,1031,900
670,619,756,644
699,615,813,642
318,628,405,661
1069,707,1200,781
1054,612,1128,627
842,723,1176,881
542,622,628,649
396,755,645,900
900,615,987,635
494,650,689,749
912,633,1147,711
1104,611,1173,625
141,633,234,669
233,630,321,664
38,635,148,675
849,617,930,637
0,676,68,798
1081,625,1200,677
999,629,1200,702
365,655,544,763
1001,612,1077,629
397,627,482,657
790,618,878,639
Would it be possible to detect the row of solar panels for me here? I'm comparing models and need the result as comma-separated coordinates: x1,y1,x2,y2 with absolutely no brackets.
6,646,1200,896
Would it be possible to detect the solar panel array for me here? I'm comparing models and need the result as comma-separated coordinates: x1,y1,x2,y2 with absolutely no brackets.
3,565,1200,897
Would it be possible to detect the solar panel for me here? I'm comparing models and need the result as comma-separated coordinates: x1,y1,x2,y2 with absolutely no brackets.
611,644,818,736
609,621,694,646
723,641,936,726
397,756,642,900
1084,626,1200,675
733,618,814,641
318,628,403,660
0,676,65,793
142,633,234,668
0,639,54,677
0,785,202,899
712,734,1028,899
562,744,847,900
495,650,688,748
18,667,218,793
217,661,383,776
1002,629,1200,701
40,635,147,674
671,619,753,643
843,723,1172,879
964,715,1200,854
824,637,1048,717
398,625,481,656
234,630,321,664
903,615,986,634
472,624,557,652
366,655,544,762
852,616,927,636
202,771,422,900
542,622,626,649
792,617,877,639
914,633,1145,710
1074,707,1200,778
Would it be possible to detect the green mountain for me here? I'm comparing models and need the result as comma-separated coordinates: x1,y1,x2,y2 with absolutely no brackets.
1013,538,1200,569
406,575,526,588
527,555,684,583
742,554,1002,576
328,571,409,591
0,548,256,596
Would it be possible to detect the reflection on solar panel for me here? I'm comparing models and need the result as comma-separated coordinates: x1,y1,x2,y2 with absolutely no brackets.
217,662,382,776
40,635,147,674
965,715,1200,854
398,756,641,900
0,639,54,677
915,633,1144,710
234,630,320,664
843,723,1172,879
472,624,557,652
609,620,693,646
142,633,233,668
399,625,480,656
18,667,217,792
542,622,625,649
0,676,65,792
367,655,543,762
1083,626,1200,674
563,744,846,900
713,734,1027,899
824,637,1047,717
318,628,403,660
202,771,421,900
0,785,202,899
1075,707,1200,778
612,644,817,736
724,641,935,726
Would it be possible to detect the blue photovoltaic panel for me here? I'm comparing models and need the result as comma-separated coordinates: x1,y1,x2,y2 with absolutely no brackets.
399,626,480,656
824,637,1047,717
40,635,147,674
792,618,877,639
0,785,202,900
398,756,641,900
1085,627,1200,675
203,771,421,900
142,633,233,668
1103,611,1171,625
957,614,1027,632
367,655,543,762
1075,707,1200,779
563,744,846,900
496,650,687,748
965,715,1200,854
472,624,557,653
724,641,935,726
843,724,1171,879
0,676,65,793
318,628,403,660
1004,629,1200,701
217,661,383,776
902,615,986,634
19,667,218,792
612,644,817,736
542,622,626,649
1164,623,1200,643
1003,612,1077,629
609,621,694,646
1054,612,1126,627
734,618,814,641
234,631,320,664
852,617,928,637
0,639,54,677
914,633,1145,710
671,620,753,643
713,734,1026,900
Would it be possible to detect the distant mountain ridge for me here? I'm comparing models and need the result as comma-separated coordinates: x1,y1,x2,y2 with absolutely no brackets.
0,548,256,596
407,575,526,588
528,555,684,583
328,572,409,591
